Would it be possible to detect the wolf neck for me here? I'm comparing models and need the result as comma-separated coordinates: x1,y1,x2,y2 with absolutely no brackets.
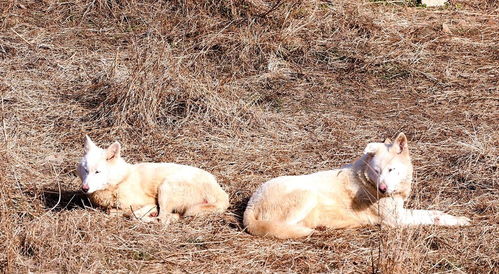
88,158,132,209
350,154,379,200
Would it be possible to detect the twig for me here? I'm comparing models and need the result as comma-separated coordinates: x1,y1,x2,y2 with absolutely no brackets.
11,28,32,46
40,166,62,217
258,0,284,18
62,194,77,211
131,205,157,221
79,0,96,26
1,96,7,142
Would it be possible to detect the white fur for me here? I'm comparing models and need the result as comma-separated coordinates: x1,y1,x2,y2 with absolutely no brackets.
243,133,471,239
76,136,230,224
78,141,129,194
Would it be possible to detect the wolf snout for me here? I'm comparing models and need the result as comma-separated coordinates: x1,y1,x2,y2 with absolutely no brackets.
378,183,387,194
82,184,89,193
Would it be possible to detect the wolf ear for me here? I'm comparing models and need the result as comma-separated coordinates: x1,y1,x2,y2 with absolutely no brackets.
393,132,408,154
106,142,121,161
383,138,392,144
364,143,382,155
84,135,97,153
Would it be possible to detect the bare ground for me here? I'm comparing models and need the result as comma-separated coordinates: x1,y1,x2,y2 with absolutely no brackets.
0,0,498,272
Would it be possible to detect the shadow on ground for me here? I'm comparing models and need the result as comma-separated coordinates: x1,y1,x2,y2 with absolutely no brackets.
226,197,250,231
40,189,91,211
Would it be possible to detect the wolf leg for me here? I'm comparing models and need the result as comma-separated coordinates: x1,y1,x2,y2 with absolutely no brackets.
245,190,317,239
184,202,223,216
157,183,181,226
183,193,229,217
283,190,318,225
379,198,470,227
108,208,125,216
131,205,159,222
397,209,471,226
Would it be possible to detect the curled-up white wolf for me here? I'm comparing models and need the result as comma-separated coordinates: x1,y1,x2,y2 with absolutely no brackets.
77,136,229,225
243,133,470,239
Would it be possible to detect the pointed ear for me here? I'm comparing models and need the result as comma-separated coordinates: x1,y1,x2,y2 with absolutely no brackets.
105,142,121,161
393,132,408,154
364,143,382,155
84,135,96,153
383,138,392,144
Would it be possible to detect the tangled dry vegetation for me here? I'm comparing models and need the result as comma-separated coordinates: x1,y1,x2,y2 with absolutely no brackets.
0,0,498,272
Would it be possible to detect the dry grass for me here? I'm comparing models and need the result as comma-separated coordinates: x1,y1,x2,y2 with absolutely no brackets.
0,0,498,272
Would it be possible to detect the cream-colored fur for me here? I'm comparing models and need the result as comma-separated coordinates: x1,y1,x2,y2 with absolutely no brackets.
77,136,229,225
243,133,470,239
422,0,447,7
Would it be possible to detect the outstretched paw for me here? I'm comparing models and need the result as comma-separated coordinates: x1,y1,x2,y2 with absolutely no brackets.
434,213,471,226
455,216,471,226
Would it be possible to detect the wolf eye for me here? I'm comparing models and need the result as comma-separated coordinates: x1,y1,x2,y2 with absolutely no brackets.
95,170,101,174
388,168,394,172
374,168,381,174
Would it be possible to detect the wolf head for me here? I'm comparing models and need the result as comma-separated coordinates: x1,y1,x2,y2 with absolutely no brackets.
362,132,413,197
77,136,127,194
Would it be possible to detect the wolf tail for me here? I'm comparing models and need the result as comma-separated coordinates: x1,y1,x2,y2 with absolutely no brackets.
243,209,313,239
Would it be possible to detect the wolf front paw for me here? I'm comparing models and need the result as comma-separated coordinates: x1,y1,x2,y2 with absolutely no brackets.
455,216,471,226
159,213,180,226
139,214,159,223
140,217,157,223
434,213,471,226
108,208,124,216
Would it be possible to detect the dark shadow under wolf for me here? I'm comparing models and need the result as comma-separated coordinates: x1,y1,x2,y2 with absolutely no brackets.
40,189,92,211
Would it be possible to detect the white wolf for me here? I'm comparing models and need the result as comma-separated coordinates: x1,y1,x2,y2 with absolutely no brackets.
243,133,471,239
77,136,229,225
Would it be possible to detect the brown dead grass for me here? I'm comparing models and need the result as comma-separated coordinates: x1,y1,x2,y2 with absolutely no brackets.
0,0,498,272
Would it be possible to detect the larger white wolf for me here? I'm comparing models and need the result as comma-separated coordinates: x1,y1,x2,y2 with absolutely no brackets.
77,136,229,225
243,133,470,239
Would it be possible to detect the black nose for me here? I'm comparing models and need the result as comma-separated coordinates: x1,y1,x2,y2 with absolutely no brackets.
82,185,89,193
